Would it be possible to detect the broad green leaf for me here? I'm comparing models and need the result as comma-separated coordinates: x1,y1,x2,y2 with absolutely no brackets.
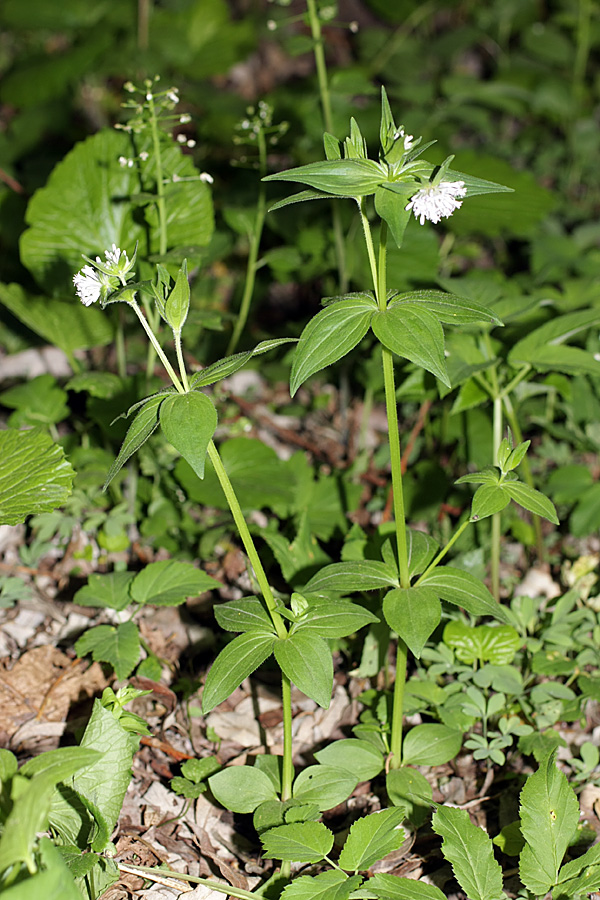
502,482,559,525
274,630,333,709
214,598,275,634
508,309,600,362
338,808,405,872
0,282,113,353
263,158,385,197
419,567,510,623
75,621,140,680
556,842,600,897
66,371,122,399
281,870,362,900
0,749,17,782
268,188,347,212
103,395,164,490
383,587,440,658
443,622,521,665
202,632,275,713
0,773,57,874
304,561,398,594
386,767,433,826
519,750,580,895
406,528,439,578
375,185,411,248
208,765,277,814
371,305,450,387
293,765,358,811
20,747,101,781
300,600,379,638
191,338,297,388
314,739,384,781
0,836,85,900
509,343,600,377
130,559,220,606
159,390,217,479
389,290,502,326
73,572,135,612
432,805,506,900
290,296,376,396
455,467,500,486
369,874,447,900
471,484,511,519
0,428,74,526
402,724,462,766
493,821,525,857
1,374,68,428
261,821,334,863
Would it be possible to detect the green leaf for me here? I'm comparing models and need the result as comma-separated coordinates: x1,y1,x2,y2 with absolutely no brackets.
214,598,275,634
406,528,439,578
383,587,440,658
130,559,220,607
471,484,511,519
159,390,217,480
293,765,358,811
444,621,521,665
493,821,525,856
300,600,379,638
202,632,275,713
371,305,450,387
432,805,506,900
338,808,406,872
303,561,399,594
502,482,559,525
261,821,334,863
389,290,502,326
509,343,600,378
274,630,333,709
402,724,462,766
314,740,384,781
191,338,297,388
556,841,600,896
268,188,347,212
73,572,135,612
508,309,600,365
0,749,17,782
0,836,85,900
263,158,385,198
103,395,164,490
1,374,69,428
281,870,362,900
75,621,140,680
369,874,447,900
208,765,277,814
0,428,74,526
66,371,122,399
164,259,190,332
290,296,376,396
419,567,510,623
386,767,433,826
375,186,411,248
519,750,580,895
19,747,101,781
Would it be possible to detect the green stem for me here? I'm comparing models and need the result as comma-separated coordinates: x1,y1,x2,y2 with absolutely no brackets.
137,0,151,50
130,300,184,393
281,672,294,801
305,0,347,291
490,396,503,602
503,394,545,561
415,518,472,585
118,864,261,900
207,441,287,640
227,130,267,356
389,639,407,769
173,329,190,392
115,306,127,379
147,92,168,258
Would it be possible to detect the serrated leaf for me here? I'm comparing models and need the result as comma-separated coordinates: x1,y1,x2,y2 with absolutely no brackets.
0,428,74,526
303,561,399,594
389,290,502,326
290,296,376,396
159,390,217,480
281,870,362,900
383,587,440,658
103,395,163,489
130,559,220,607
502,482,559,525
274,630,333,709
418,567,510,623
471,484,511,519
402,724,462,766
73,572,135,612
75,621,140,680
519,750,580,895
369,874,447,900
300,600,379,638
314,739,384,781
371,304,450,387
263,158,385,197
293,765,358,811
202,632,275,713
432,805,506,900
208,765,277,814
214,598,275,634
261,821,334,862
338,808,406,872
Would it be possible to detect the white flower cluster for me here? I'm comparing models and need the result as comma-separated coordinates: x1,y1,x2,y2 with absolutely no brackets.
73,266,105,306
393,126,414,151
405,180,467,225
73,244,134,305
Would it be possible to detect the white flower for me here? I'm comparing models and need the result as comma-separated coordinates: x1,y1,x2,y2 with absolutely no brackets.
139,151,149,161
167,90,179,104
177,134,186,143
118,156,134,168
405,180,467,225
200,172,214,184
73,265,103,306
186,139,196,148
179,114,192,124
101,243,134,277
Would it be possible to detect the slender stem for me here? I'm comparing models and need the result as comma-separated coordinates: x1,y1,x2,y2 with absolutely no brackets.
118,863,259,900
415,518,472,585
115,306,127,378
281,672,294,801
389,639,407,769
137,0,151,50
503,394,545,561
207,441,287,639
490,396,503,602
227,130,267,356
358,199,379,293
147,92,168,258
173,329,190,392
499,364,531,401
130,301,184,393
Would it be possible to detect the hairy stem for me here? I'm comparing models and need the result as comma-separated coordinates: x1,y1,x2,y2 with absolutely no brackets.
130,300,184,392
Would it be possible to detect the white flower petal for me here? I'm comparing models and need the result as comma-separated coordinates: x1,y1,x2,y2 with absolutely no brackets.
73,266,102,306
405,180,467,225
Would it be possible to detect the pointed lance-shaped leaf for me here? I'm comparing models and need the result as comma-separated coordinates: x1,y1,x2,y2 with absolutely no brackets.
263,158,385,198
371,304,451,387
103,394,164,490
